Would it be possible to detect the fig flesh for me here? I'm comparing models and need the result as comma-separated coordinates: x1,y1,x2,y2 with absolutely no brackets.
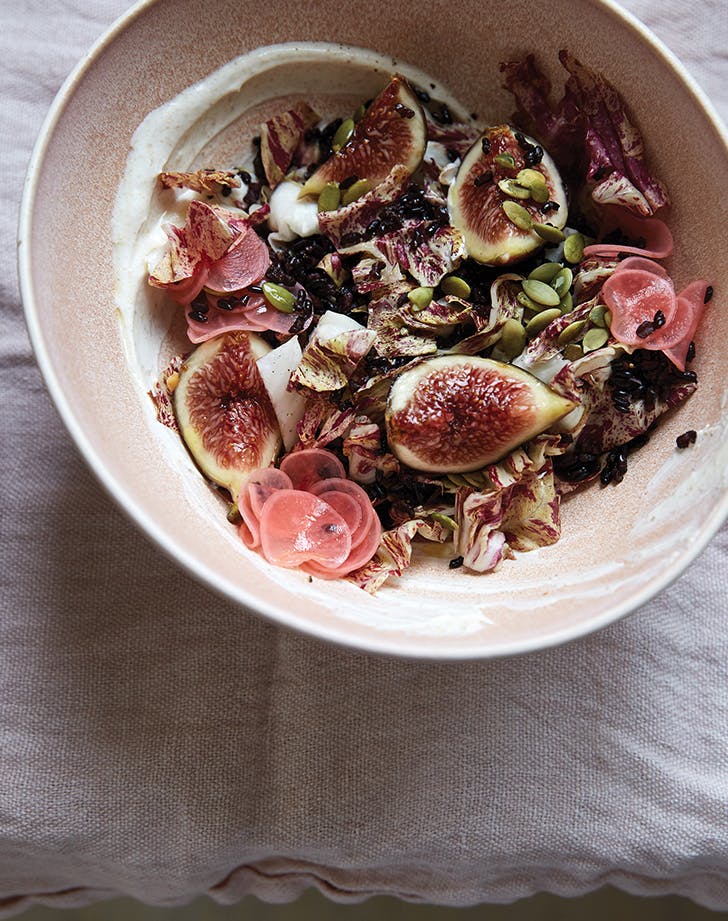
448,126,567,265
300,75,426,198
174,332,282,498
385,356,575,474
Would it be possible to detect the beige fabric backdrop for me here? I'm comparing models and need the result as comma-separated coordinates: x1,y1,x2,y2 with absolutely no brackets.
1,0,727,916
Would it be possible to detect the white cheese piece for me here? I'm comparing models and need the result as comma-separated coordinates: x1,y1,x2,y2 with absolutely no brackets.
256,336,307,451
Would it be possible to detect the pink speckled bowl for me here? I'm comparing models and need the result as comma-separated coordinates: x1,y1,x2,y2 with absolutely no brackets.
19,0,728,658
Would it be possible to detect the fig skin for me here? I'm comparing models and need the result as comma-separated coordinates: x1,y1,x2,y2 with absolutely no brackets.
385,355,575,474
448,125,568,266
300,75,426,198
174,332,282,498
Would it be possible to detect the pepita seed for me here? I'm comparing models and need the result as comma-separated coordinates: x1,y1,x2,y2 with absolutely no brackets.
494,153,516,169
500,318,527,358
516,168,547,189
525,307,562,337
353,103,367,123
226,503,242,525
517,291,542,313
559,291,574,313
341,178,371,206
533,222,566,243
462,473,485,487
604,309,613,328
582,327,609,352
332,118,355,152
262,281,296,313
430,512,458,530
557,319,587,346
165,371,180,392
407,286,434,311
448,474,470,488
563,232,586,264
440,275,471,298
502,200,533,231
563,343,583,361
498,178,531,200
529,262,562,282
589,304,607,328
317,182,341,213
522,278,561,307
552,266,573,297
529,183,551,204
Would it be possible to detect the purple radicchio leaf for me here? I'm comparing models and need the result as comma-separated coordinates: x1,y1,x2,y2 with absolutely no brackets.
260,102,319,188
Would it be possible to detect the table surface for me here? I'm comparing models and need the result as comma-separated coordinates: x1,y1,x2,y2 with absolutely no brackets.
1,0,727,916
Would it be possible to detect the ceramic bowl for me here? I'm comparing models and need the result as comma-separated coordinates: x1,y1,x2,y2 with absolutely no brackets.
19,0,728,658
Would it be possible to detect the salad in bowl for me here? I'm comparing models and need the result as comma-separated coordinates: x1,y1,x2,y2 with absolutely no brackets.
143,50,709,594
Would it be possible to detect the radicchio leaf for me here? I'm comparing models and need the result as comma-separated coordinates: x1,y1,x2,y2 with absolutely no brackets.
296,394,357,448
260,102,320,188
318,165,410,247
348,519,428,593
158,169,241,196
367,283,439,359
343,418,400,485
290,327,377,393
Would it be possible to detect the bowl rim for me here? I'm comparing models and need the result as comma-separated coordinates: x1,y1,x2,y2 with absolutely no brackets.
18,0,728,660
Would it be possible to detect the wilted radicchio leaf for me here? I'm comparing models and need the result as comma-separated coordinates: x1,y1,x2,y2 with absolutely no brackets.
348,519,430,594
296,394,357,448
260,102,319,188
501,51,669,216
317,165,411,247
342,417,400,485
343,220,467,289
158,169,241,196
290,327,377,392
424,114,481,158
367,283,439,359
454,434,564,572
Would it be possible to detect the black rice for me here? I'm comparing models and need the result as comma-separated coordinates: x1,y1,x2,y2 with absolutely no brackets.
676,430,697,449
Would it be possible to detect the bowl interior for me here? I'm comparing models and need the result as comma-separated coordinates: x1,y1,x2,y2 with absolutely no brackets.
21,0,728,657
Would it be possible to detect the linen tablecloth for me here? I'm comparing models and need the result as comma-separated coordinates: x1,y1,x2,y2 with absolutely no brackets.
2,0,727,915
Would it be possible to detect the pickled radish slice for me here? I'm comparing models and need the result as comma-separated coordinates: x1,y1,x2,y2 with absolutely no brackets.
310,478,376,549
663,280,710,371
301,515,383,578
602,268,677,347
259,489,351,568
614,256,669,278
238,518,258,550
279,448,346,491
320,491,363,536
245,468,294,517
204,222,270,294
239,489,262,549
584,213,673,260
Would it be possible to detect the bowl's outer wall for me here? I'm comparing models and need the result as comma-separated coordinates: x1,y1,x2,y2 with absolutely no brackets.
22,0,728,656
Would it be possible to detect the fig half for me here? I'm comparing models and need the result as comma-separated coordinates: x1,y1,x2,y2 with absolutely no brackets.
448,126,568,265
385,356,575,474
300,75,426,198
174,332,282,498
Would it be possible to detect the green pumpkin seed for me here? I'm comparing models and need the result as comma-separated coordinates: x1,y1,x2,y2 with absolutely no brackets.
517,291,541,313
525,307,562,337
407,286,434,311
563,232,586,264
529,261,562,283
582,327,609,352
522,278,561,307
559,291,574,313
502,200,533,231
589,304,607,328
552,266,573,297
533,222,566,244
341,178,371,206
262,281,296,313
317,182,341,213
430,511,458,531
332,118,355,152
494,153,516,169
500,317,527,358
604,309,612,329
557,319,587,346
353,103,367,123
529,184,551,204
447,474,470,488
440,275,471,298
498,178,531,200
516,168,547,189
563,343,584,361
462,472,485,488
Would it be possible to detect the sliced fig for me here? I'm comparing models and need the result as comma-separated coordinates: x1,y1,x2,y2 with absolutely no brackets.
174,332,282,498
385,355,575,474
448,125,567,265
300,75,426,198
